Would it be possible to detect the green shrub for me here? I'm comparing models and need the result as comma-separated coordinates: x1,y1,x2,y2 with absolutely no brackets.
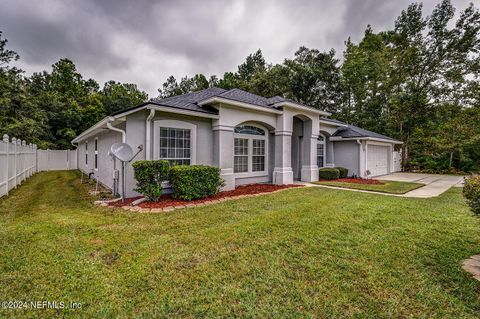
336,167,349,178
463,175,480,215
132,160,170,201
319,168,340,180
170,165,224,201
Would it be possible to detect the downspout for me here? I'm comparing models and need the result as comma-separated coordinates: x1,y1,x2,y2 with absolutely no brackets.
145,109,155,160
106,117,126,198
356,139,363,178
106,117,126,143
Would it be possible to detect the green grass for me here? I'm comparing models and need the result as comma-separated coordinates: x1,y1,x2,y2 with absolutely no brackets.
0,171,479,318
313,180,425,194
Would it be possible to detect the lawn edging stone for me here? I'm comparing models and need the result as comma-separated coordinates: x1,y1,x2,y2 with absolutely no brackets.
462,255,480,281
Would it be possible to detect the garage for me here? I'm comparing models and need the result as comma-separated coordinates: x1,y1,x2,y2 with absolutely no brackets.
367,144,390,177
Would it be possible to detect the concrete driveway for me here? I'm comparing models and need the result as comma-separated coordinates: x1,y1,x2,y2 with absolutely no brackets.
376,173,465,198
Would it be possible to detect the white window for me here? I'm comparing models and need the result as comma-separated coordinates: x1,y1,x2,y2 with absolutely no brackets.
94,138,98,170
85,141,88,166
234,124,267,175
317,134,326,168
159,127,191,165
153,120,197,165
234,138,249,173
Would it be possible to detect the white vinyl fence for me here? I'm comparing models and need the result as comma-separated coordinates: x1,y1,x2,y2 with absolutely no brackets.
0,134,78,199
37,149,77,171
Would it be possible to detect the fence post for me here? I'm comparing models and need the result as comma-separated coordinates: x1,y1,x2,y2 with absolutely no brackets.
21,140,26,182
12,137,17,189
3,134,9,196
33,144,37,173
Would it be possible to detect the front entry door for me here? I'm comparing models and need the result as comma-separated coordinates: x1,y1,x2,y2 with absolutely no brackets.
297,136,303,179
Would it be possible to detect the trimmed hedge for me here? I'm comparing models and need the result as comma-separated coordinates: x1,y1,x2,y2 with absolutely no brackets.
169,165,224,201
319,168,340,180
463,175,480,215
336,167,349,178
132,160,170,201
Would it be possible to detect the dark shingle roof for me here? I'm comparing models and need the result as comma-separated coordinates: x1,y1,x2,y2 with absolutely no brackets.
113,87,328,116
151,87,226,114
328,122,399,142
217,89,277,108
320,117,399,142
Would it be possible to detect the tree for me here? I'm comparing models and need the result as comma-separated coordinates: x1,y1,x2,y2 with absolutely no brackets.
388,0,479,168
101,80,148,114
282,47,343,112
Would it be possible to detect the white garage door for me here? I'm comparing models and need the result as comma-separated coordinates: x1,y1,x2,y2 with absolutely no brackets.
367,145,389,177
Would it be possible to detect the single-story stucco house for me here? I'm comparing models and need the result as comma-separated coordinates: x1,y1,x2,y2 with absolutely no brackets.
72,87,402,197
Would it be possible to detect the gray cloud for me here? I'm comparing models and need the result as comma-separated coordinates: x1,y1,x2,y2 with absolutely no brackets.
0,0,473,96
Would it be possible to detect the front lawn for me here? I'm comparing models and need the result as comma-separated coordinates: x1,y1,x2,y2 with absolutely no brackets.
313,179,424,194
0,171,479,318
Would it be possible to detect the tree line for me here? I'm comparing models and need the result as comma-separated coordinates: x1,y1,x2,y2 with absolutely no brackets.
1,0,479,172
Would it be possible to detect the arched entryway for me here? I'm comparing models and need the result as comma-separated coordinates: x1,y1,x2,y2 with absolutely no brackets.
291,115,316,181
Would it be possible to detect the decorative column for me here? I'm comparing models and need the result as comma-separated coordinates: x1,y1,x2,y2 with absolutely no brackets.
212,124,235,190
273,130,294,185
300,119,319,182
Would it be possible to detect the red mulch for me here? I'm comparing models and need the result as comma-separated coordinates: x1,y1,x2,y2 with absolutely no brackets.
319,178,384,185
108,184,302,209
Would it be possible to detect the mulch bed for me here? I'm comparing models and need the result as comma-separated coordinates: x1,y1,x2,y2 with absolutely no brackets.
108,183,302,209
319,178,384,185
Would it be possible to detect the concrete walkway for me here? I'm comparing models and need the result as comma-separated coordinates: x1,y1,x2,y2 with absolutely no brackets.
302,173,465,198
376,173,464,198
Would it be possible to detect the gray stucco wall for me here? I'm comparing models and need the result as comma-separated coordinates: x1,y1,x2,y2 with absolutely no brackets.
333,141,360,177
122,110,215,197
149,112,214,165
77,128,122,192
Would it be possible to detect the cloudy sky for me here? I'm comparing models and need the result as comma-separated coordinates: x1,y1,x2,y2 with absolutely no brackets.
0,0,473,96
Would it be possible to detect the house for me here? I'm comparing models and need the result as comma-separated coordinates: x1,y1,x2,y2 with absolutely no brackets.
72,87,402,197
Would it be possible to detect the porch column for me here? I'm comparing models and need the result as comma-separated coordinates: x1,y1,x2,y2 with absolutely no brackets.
212,124,235,190
300,119,319,182
273,130,293,185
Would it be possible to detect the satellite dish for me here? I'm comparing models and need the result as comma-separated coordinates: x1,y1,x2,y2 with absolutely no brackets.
110,143,134,162
110,142,144,202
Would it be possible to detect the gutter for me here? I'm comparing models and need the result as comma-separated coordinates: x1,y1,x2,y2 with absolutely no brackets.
273,101,331,116
329,136,403,144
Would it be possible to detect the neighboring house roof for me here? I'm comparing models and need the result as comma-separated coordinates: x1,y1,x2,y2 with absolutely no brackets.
321,117,401,143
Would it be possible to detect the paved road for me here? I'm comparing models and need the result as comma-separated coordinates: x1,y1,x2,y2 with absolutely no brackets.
376,173,464,198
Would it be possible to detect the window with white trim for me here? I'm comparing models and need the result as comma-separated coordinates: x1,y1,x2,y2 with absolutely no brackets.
234,124,267,174
85,141,88,166
317,134,326,168
94,138,98,170
159,127,191,166
153,120,197,166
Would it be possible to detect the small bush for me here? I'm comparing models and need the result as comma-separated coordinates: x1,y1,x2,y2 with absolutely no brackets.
132,160,170,201
319,168,340,180
336,167,349,178
170,165,224,201
463,175,480,215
